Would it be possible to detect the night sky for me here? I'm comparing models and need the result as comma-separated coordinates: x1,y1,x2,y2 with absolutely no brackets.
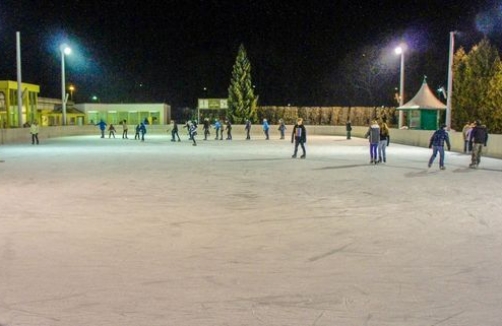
0,0,499,109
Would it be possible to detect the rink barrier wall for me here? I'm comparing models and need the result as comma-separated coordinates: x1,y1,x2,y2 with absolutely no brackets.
1,124,502,159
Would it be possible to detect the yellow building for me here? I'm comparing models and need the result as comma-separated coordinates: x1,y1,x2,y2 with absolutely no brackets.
0,80,40,128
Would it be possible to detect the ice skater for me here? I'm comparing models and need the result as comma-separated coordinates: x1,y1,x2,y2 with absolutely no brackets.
278,119,286,139
262,118,270,140
365,120,380,164
30,121,39,145
291,118,307,159
225,119,232,140
189,121,198,146
96,119,107,138
213,119,222,140
121,120,128,139
139,122,147,141
469,120,489,169
428,124,451,170
245,119,252,140
378,120,390,163
171,120,181,141
108,124,116,138
203,118,210,140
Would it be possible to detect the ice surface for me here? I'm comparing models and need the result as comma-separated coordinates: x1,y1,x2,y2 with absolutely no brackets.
1,134,502,325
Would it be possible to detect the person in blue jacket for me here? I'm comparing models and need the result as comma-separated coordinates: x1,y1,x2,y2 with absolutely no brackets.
96,119,107,138
428,124,451,170
262,118,270,140
139,122,147,141
214,119,222,140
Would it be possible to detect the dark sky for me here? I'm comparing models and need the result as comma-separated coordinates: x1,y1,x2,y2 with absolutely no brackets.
0,0,499,108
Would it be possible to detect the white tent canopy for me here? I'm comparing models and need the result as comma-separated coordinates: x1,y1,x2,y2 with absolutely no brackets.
397,79,446,110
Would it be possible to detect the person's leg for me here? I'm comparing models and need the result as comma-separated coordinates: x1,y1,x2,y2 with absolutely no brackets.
378,141,383,162
300,142,306,158
31,134,35,144
439,146,445,168
381,141,387,162
471,144,480,166
477,146,482,165
292,139,299,158
429,146,438,167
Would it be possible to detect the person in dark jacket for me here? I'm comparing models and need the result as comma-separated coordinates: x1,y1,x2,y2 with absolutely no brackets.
345,120,352,140
378,120,390,163
171,120,181,142
225,119,232,140
469,120,489,168
203,118,210,140
291,118,307,159
428,124,451,170
245,119,252,140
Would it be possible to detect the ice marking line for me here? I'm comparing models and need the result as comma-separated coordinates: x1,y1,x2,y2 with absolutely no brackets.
308,243,352,262
431,311,465,325
312,310,325,326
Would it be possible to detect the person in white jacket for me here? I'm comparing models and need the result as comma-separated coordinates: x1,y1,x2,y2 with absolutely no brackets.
30,121,40,145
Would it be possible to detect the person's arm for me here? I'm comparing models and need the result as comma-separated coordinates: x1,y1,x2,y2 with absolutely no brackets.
446,134,451,151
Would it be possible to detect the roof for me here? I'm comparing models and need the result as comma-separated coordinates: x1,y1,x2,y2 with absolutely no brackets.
397,79,446,110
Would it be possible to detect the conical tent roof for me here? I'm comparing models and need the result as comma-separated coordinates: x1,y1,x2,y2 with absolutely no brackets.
397,79,446,110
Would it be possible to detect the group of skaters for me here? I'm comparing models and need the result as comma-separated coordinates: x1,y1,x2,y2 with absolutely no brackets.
96,119,147,141
362,118,489,170
426,119,488,170
92,116,489,168
167,117,306,156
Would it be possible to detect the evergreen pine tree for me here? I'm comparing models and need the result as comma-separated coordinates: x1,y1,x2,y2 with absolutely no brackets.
228,44,258,123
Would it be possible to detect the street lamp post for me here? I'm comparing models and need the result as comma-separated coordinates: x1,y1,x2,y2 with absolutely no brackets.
395,45,405,129
446,32,456,131
60,44,71,125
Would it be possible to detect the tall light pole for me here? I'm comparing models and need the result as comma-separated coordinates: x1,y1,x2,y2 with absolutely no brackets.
395,45,405,129
446,32,456,131
60,44,71,125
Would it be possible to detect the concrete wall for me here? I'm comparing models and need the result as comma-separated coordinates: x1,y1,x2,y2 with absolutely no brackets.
2,124,502,159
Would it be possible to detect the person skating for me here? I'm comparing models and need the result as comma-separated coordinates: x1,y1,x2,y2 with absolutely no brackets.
189,121,198,146
469,120,489,169
291,118,307,159
171,120,181,142
345,120,352,140
213,119,222,140
262,118,270,140
278,119,286,139
139,122,147,141
245,119,252,140
108,124,116,138
121,120,129,139
365,120,380,164
30,121,40,145
428,124,451,170
378,120,390,163
225,119,232,140
96,119,107,138
203,118,210,140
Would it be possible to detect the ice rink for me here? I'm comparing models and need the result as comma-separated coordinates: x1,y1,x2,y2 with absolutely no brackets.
1,133,502,326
